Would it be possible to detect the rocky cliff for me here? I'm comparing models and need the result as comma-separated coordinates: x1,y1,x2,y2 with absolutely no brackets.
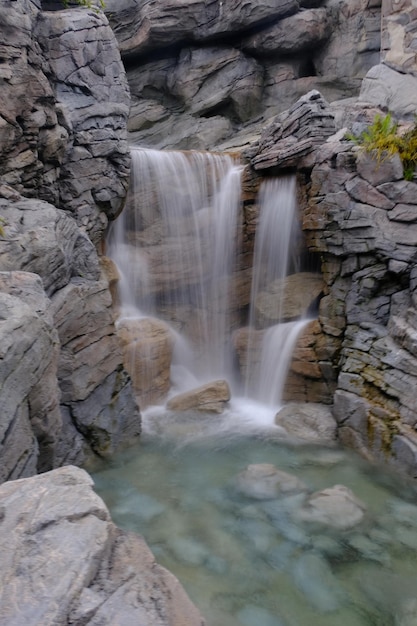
106,0,383,150
0,0,140,480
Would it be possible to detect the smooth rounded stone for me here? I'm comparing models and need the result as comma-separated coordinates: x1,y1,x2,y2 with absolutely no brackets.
113,491,166,523
167,379,231,414
168,536,211,567
291,552,345,613
233,463,308,500
255,273,324,326
236,518,276,553
236,604,285,626
295,485,366,530
275,402,337,443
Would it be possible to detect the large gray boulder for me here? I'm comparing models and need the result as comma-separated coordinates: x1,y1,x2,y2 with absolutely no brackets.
0,466,205,626
359,64,417,119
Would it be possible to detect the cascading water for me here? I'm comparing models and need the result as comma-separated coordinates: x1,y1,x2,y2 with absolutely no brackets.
107,147,243,387
96,151,417,626
243,175,309,407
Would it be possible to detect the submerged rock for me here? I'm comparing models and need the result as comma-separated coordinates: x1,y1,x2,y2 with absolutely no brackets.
234,463,307,500
0,466,205,626
295,484,366,530
167,380,231,413
275,402,337,443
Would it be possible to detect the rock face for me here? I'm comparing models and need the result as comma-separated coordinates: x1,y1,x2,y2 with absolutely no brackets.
0,2,139,481
0,466,205,626
106,0,382,149
0,0,130,245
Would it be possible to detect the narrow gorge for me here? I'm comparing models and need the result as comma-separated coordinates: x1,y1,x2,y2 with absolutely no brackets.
0,0,417,624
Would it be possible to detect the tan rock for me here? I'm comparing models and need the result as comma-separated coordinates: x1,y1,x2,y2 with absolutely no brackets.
234,463,308,500
255,272,324,327
275,402,337,443
117,317,174,408
167,380,230,413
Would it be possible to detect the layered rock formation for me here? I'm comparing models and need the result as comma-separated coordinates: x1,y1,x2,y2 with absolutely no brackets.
0,1,140,480
106,0,383,150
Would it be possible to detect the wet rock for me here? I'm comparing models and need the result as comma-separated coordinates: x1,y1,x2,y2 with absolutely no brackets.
275,402,337,443
255,272,324,326
292,552,344,613
167,380,231,414
234,463,307,500
0,466,205,626
117,317,174,409
295,484,366,530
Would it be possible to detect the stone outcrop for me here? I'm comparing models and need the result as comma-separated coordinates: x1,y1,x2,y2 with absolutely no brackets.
0,3,139,480
0,465,204,626
167,380,231,413
301,136,417,474
0,0,130,245
106,0,382,150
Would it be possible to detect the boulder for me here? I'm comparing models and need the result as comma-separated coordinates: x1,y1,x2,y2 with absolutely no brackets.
167,380,230,413
295,484,366,530
0,466,205,626
117,317,174,409
275,402,337,443
233,463,308,500
254,272,324,327
359,64,417,119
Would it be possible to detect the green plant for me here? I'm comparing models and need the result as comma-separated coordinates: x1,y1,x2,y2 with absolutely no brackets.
62,0,105,10
348,113,417,181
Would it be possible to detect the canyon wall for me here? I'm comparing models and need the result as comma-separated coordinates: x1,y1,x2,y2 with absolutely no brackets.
0,0,140,480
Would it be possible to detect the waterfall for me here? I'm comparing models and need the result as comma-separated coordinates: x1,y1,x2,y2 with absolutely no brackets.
244,175,307,406
108,148,243,386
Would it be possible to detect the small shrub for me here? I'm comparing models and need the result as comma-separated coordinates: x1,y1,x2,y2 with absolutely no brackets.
348,113,417,181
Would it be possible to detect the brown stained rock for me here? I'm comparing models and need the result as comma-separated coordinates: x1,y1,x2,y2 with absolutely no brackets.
117,317,174,409
255,272,324,327
167,380,230,414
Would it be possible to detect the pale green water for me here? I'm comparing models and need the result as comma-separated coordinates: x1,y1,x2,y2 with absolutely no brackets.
92,408,417,626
